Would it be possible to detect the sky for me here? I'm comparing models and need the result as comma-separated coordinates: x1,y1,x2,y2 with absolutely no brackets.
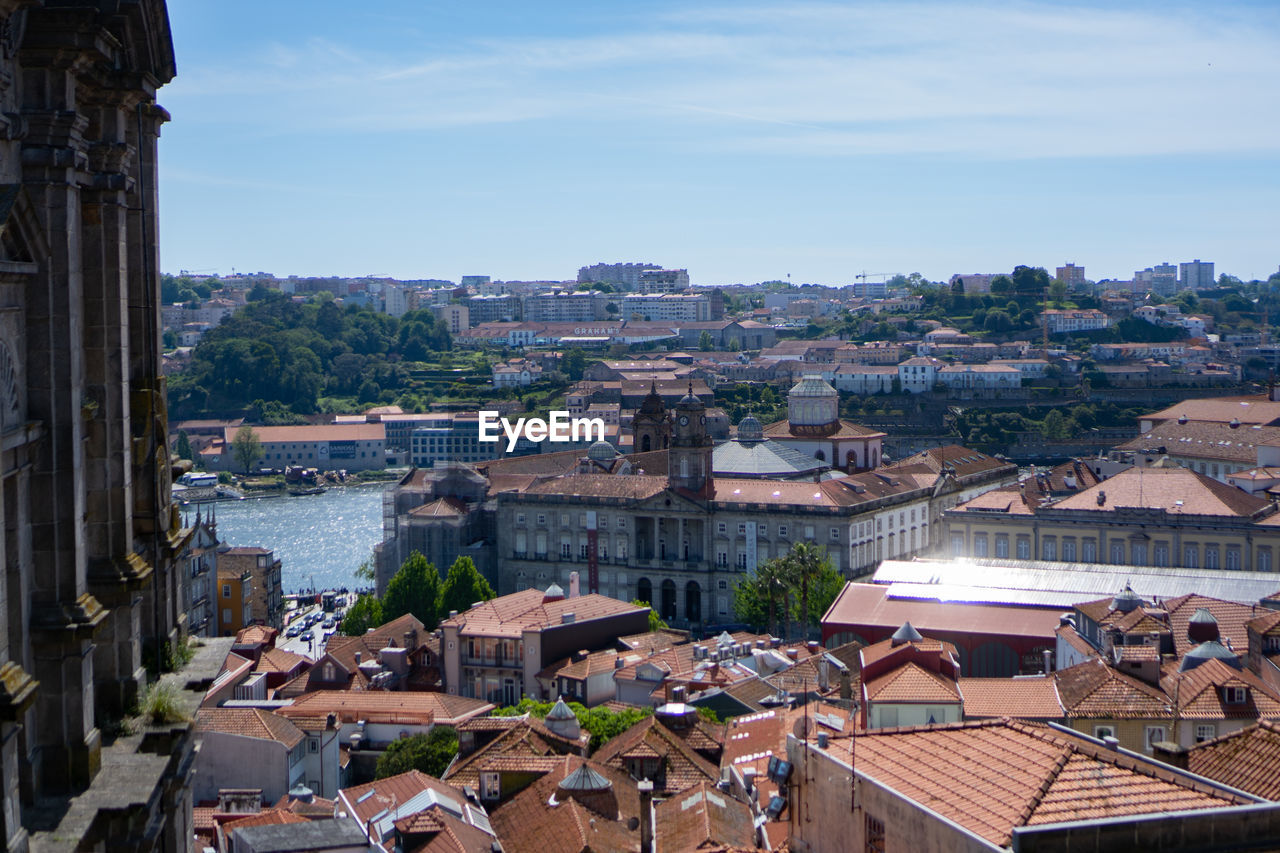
158,1,1280,287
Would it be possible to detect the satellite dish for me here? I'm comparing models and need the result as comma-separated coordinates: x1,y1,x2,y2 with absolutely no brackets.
792,716,811,739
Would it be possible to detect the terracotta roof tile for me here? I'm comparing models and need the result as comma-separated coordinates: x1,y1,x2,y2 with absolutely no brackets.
852,720,1247,847
958,677,1064,719
1050,467,1272,518
487,757,642,853
591,716,721,796
865,662,961,703
1186,720,1280,799
441,589,646,639
1161,657,1280,720
654,782,757,853
195,708,305,749
277,690,493,727
1054,659,1171,719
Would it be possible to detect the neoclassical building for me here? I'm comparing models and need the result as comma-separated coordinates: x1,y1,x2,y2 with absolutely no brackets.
0,1,187,848
491,386,1016,630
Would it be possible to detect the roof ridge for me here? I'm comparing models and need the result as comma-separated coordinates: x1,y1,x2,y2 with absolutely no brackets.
1014,743,1074,830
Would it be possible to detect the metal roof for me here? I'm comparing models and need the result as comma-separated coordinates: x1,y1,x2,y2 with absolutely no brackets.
874,559,1280,606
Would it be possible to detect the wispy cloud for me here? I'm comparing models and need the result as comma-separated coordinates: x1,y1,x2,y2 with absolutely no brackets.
165,1,1280,158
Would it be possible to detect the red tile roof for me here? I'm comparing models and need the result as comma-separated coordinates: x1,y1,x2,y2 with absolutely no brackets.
852,720,1248,847
1050,466,1272,518
958,677,1065,719
277,690,493,727
1186,720,1280,800
1054,659,1171,720
865,662,961,704
1161,658,1280,720
441,589,646,639
195,708,304,749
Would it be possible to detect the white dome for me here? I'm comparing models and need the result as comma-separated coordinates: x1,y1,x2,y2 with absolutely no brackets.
587,440,617,461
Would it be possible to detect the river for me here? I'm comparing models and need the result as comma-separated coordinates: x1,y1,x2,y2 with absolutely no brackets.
192,484,387,593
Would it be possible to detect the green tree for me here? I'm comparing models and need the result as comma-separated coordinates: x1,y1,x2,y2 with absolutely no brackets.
727,337,741,352
1049,279,1068,306
990,275,1013,296
340,593,384,636
375,727,458,779
231,424,262,473
382,551,441,626
1042,408,1071,440
492,698,652,750
984,309,1013,333
439,556,496,617
698,330,714,351
562,349,588,381
174,430,193,462
631,600,668,632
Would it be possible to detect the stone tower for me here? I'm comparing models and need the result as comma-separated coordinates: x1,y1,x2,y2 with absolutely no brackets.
0,0,184,847
668,382,713,496
631,380,670,454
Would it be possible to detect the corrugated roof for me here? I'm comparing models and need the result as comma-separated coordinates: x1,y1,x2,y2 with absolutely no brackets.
873,559,1280,606
823,583,1062,640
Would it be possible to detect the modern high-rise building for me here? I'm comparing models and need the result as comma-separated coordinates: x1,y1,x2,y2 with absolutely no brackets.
1181,259,1216,291
577,262,662,289
1055,263,1086,287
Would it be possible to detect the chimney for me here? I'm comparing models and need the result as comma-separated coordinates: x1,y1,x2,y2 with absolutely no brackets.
817,657,830,692
1152,740,1190,770
404,629,419,651
569,571,580,598
326,713,337,731
562,612,576,625
638,780,654,853
840,668,852,700
742,768,757,793
354,651,362,665
817,732,829,749
786,648,799,662
806,641,820,654
1043,649,1053,674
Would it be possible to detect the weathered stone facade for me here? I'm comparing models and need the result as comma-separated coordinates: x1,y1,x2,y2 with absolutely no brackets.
0,1,184,849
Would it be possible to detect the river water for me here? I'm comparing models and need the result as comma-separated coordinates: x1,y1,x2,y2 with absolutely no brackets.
192,484,388,593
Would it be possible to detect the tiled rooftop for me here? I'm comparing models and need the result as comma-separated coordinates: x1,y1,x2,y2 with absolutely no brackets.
958,676,1064,719
277,690,493,727
852,720,1248,847
864,662,960,704
194,708,304,749
1186,720,1280,800
1050,466,1272,518
441,589,646,638
1054,659,1171,719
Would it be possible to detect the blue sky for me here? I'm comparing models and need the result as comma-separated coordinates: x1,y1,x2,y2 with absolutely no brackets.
158,1,1280,286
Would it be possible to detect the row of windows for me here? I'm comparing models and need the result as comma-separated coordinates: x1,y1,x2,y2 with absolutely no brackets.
954,533,1270,570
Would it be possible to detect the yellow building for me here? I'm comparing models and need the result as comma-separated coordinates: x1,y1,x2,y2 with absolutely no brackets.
944,465,1280,571
216,565,253,636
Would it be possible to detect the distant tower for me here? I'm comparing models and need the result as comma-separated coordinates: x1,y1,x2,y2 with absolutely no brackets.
632,381,671,454
668,382,713,495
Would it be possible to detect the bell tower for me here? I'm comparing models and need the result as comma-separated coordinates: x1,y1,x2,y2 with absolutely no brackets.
632,381,670,454
668,382,713,495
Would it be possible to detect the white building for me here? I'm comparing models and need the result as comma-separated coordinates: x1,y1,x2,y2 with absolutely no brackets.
832,364,897,395
1042,308,1110,334
620,293,710,322
1181,259,1215,291
936,363,1021,392
897,357,943,393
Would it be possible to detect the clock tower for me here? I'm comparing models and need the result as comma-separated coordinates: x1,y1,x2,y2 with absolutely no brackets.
632,381,671,454
668,382,713,496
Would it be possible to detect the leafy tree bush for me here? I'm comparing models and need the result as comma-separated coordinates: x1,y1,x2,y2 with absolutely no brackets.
439,556,496,617
340,594,384,636
382,552,441,626
375,727,458,779
492,698,652,750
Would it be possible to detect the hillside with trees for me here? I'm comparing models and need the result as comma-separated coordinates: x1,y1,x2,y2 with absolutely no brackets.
167,291,453,420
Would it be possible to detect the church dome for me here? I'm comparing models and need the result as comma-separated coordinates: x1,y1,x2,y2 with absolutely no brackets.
677,380,703,410
587,440,617,462
737,415,763,443
789,375,838,398
638,381,666,415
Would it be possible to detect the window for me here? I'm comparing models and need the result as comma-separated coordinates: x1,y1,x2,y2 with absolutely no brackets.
778,525,788,538
480,772,500,801
1225,686,1247,704
717,552,728,567
1041,538,1057,561
1093,725,1115,740
1226,548,1241,571
864,813,885,853
308,737,319,753
1144,726,1168,752
830,527,840,542
804,526,815,539
736,553,747,569
1205,546,1220,569
560,514,569,526
222,584,231,598
718,522,727,534
973,534,988,557
579,543,589,559
1062,538,1077,562
516,514,526,525
1016,538,1031,559
738,523,747,536
536,514,546,526
561,543,571,558
1131,543,1147,565
1196,724,1217,743
1110,542,1125,564
1267,636,1280,653
951,534,965,556
1184,545,1199,568
1260,549,1273,572
1082,539,1097,562
995,534,1009,558
1154,544,1169,567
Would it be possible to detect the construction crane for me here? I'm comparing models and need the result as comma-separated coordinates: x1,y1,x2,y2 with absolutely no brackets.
854,272,894,283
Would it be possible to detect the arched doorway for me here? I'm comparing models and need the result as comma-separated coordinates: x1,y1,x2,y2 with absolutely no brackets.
685,581,702,625
637,577,652,608
661,579,677,623
641,434,652,453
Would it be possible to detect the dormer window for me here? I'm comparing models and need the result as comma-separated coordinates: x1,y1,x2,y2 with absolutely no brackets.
1225,686,1247,704
323,662,335,682
1266,636,1280,654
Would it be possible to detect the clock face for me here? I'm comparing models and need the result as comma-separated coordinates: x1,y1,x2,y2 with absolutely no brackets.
679,416,690,426
700,416,706,425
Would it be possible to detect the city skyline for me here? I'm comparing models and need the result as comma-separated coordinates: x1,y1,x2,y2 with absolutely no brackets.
159,0,1280,285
